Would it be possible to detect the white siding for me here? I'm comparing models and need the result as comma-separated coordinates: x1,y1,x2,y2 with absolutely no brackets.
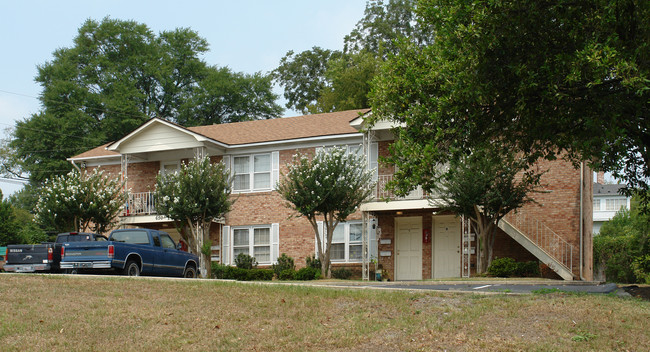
119,123,203,154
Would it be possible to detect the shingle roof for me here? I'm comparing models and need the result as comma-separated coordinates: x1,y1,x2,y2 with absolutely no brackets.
593,183,626,195
70,109,370,159
187,109,369,145
70,143,119,159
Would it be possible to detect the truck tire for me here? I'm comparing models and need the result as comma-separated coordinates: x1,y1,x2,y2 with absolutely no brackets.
183,266,197,278
64,269,78,275
124,260,140,277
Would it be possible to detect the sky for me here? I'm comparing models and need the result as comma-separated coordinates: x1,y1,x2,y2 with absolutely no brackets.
0,0,368,196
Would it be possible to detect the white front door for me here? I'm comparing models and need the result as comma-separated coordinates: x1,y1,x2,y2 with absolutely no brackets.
433,216,461,278
395,217,422,280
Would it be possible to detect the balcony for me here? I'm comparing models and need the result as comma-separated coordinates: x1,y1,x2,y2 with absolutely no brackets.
375,175,425,201
124,192,157,216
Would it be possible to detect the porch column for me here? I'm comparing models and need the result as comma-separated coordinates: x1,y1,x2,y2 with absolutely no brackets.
362,211,369,281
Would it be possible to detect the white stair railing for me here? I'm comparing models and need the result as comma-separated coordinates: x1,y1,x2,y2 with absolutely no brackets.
502,212,574,274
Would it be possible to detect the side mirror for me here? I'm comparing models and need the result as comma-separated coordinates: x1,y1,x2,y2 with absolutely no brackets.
176,243,182,250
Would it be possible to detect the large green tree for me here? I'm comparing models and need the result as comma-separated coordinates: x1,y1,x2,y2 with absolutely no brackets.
277,147,374,278
371,0,650,208
9,17,282,184
154,157,233,277
274,0,425,114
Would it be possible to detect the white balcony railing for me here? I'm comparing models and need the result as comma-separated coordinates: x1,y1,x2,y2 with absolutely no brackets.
124,192,156,216
375,175,425,201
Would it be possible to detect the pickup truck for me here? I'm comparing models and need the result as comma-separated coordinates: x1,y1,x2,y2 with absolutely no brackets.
60,228,199,278
4,232,107,273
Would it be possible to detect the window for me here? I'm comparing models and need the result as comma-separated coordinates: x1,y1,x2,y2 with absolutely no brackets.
605,198,627,211
160,234,176,249
328,222,363,263
593,199,601,211
233,154,271,192
161,161,180,176
111,230,150,245
232,226,271,263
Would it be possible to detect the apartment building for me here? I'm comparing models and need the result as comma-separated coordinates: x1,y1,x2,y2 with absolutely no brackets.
69,109,593,280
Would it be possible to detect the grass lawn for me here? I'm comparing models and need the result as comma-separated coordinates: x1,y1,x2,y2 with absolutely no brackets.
0,275,648,351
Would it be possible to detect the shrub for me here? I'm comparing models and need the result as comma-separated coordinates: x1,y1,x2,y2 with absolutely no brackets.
487,257,540,277
278,269,296,280
211,262,272,281
234,253,257,269
211,262,229,279
594,206,650,284
487,257,517,277
295,267,321,280
332,267,352,280
272,253,295,279
306,254,321,269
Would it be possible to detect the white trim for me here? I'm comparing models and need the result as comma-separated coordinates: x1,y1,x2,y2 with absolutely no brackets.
107,118,228,151
224,133,362,149
231,153,273,193
230,225,273,265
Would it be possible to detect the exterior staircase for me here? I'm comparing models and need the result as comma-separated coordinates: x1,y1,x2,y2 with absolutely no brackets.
499,213,576,280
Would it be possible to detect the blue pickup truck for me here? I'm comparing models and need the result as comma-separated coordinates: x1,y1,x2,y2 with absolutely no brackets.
60,228,199,278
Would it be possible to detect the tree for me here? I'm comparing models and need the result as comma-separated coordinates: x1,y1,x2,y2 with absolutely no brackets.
343,0,432,56
273,47,342,114
154,157,233,277
0,190,21,246
274,0,427,114
370,0,650,209
594,196,650,283
33,168,126,233
277,147,374,278
9,17,282,184
430,150,544,273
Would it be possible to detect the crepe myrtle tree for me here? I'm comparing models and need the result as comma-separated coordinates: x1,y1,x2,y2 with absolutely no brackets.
277,146,375,278
34,167,126,233
154,156,232,277
430,149,544,273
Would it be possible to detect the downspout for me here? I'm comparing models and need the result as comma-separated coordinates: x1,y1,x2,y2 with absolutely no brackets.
579,162,584,281
70,160,81,172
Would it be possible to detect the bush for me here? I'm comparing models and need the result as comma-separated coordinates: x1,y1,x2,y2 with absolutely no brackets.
487,257,517,277
306,254,321,269
295,267,321,281
211,262,229,279
594,206,650,284
272,253,295,279
234,253,257,269
332,267,352,280
487,257,539,277
211,262,272,281
278,269,296,280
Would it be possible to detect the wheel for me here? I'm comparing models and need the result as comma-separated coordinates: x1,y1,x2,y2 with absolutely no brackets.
64,269,78,275
124,260,140,277
183,266,197,278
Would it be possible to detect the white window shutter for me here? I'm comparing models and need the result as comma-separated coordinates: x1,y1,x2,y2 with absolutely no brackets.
370,142,378,181
271,223,280,263
271,151,280,190
222,225,230,265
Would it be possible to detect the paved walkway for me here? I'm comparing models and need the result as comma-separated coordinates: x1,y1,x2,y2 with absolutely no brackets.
296,279,624,296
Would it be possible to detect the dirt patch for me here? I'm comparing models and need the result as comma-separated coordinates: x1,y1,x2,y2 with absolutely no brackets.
622,285,650,301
